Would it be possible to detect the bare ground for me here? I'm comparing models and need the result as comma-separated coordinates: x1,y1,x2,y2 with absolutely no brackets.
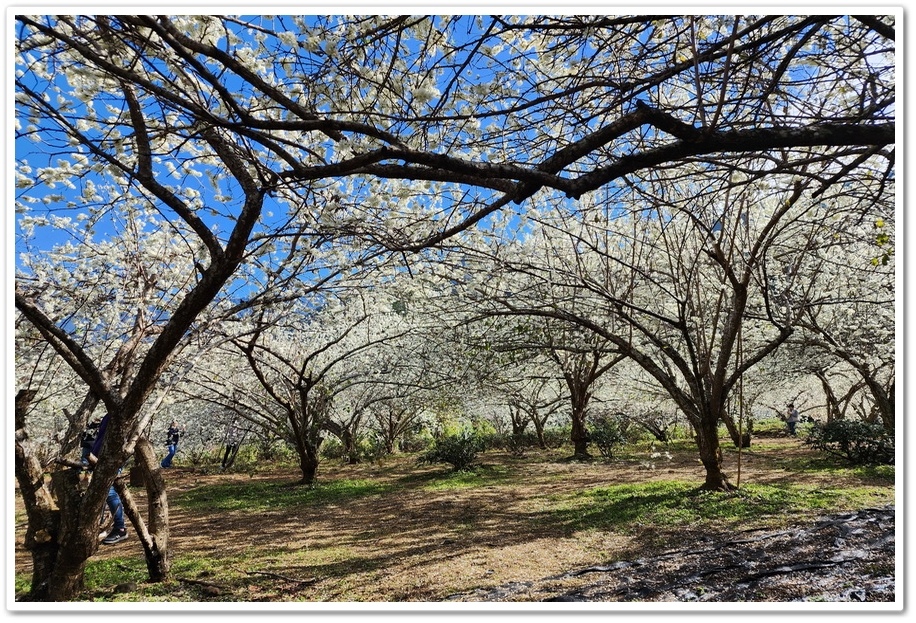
12,438,896,603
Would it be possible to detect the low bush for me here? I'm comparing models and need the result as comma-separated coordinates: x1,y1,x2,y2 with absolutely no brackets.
804,419,894,465
542,426,570,449
417,430,483,471
589,416,627,459
356,434,388,463
320,437,347,460
398,430,432,453
480,431,541,455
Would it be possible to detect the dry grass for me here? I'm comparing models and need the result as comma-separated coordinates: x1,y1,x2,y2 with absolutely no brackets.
12,437,895,602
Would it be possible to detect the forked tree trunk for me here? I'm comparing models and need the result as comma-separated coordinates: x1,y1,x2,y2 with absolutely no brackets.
16,407,173,600
14,390,61,600
290,413,323,486
570,406,590,459
864,378,894,433
17,388,108,601
342,429,360,464
531,413,548,449
508,405,528,439
298,446,320,485
693,417,735,492
46,466,107,601
567,377,594,459
382,431,396,455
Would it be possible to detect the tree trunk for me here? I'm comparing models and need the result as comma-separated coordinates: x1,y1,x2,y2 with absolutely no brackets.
342,429,360,465
509,405,528,439
570,406,590,459
816,371,841,423
694,417,734,492
14,390,61,600
383,431,395,455
44,411,136,601
531,414,548,449
298,447,320,485
864,378,894,432
46,468,99,601
130,437,171,581
289,422,321,486
882,381,895,431
719,411,748,448
15,388,121,601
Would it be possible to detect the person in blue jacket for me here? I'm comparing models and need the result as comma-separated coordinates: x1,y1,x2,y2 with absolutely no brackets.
160,420,183,468
87,414,129,545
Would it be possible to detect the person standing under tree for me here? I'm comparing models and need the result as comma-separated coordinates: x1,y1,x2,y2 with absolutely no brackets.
221,421,244,470
786,403,800,436
87,414,129,545
160,420,184,468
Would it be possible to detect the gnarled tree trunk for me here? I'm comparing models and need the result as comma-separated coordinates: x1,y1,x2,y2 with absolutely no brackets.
127,437,171,581
569,400,591,459
14,390,61,600
693,416,735,492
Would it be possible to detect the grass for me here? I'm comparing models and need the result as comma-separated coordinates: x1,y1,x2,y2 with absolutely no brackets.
545,479,895,537
418,463,515,491
757,450,895,480
14,440,896,603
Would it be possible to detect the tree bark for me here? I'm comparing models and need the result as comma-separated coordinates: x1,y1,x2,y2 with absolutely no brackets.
530,410,548,449
14,390,62,600
130,437,171,581
693,418,734,492
44,414,134,601
861,376,894,432
46,468,98,601
720,411,749,448
298,447,320,485
570,404,591,459
324,420,360,464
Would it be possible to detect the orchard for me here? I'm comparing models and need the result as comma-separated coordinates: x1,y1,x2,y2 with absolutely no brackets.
12,14,895,603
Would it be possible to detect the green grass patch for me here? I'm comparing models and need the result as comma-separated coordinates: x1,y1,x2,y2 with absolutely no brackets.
760,451,896,482
543,480,894,536
13,573,31,598
649,438,698,453
74,546,386,602
851,463,895,480
78,554,253,601
172,478,392,513
419,463,514,491
78,556,158,601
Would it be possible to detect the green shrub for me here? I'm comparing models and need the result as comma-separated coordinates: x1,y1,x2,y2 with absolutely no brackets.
589,416,627,459
417,430,482,471
398,432,430,453
542,426,570,449
507,431,543,455
320,437,347,460
804,419,894,465
356,434,388,463
251,435,295,463
477,430,538,454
